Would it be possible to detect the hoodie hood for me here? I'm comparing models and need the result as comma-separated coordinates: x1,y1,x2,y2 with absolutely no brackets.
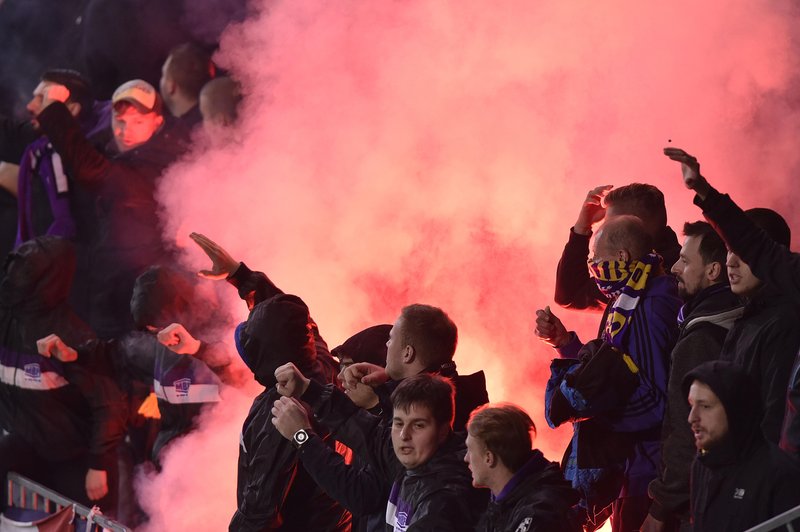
683,360,762,464
239,293,317,388
0,236,76,312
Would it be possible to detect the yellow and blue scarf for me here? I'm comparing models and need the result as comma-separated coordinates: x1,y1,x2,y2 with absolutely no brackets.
589,252,661,350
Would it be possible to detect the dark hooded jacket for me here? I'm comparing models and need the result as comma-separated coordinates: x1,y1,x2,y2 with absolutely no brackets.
0,236,126,470
227,262,340,383
477,450,579,532
301,379,487,531
691,187,800,460
647,284,743,525
36,101,184,339
685,361,800,532
229,292,349,532
718,283,800,444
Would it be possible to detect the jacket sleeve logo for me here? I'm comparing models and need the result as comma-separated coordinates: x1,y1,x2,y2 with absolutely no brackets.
173,378,192,397
515,517,533,532
23,363,41,381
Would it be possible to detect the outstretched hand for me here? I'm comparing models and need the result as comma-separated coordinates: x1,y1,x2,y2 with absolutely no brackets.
36,334,78,362
663,147,710,200
573,185,613,235
534,306,570,348
190,232,240,280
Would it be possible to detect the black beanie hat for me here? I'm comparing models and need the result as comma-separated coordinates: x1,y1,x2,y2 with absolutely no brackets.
331,324,392,368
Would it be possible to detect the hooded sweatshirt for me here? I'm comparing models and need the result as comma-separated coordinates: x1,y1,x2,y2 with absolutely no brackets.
0,236,126,470
229,293,349,532
684,360,800,532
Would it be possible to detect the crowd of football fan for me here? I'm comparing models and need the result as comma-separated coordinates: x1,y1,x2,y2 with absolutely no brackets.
1,3,800,531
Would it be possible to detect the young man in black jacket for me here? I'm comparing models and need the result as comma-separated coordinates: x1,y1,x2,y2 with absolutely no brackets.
684,360,800,531
642,221,743,532
272,367,485,531
465,403,579,532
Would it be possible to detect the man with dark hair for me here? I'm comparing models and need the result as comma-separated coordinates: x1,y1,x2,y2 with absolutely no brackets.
553,182,680,313
273,367,484,531
465,403,578,532
540,215,681,531
642,221,743,532
33,78,183,338
15,70,111,247
684,360,800,531
159,42,215,130
665,147,800,457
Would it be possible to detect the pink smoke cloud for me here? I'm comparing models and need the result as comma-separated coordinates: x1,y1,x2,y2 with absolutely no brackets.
138,1,800,529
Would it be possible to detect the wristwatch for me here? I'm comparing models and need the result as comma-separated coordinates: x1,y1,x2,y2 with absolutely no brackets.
292,428,311,449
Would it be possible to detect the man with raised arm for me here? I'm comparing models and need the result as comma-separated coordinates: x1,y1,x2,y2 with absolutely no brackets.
190,233,348,531
554,183,680,314
665,148,800,458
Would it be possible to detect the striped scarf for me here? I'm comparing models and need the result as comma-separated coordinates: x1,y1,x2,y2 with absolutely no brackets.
589,252,661,350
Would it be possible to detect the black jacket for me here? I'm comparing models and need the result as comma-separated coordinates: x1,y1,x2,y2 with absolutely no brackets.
697,188,800,304
0,115,38,164
694,188,800,458
719,283,800,443
554,225,681,311
37,101,183,339
375,365,490,433
298,368,490,531
477,450,579,532
647,284,743,525
232,387,350,532
0,236,127,470
685,361,800,532
302,379,487,531
228,267,348,531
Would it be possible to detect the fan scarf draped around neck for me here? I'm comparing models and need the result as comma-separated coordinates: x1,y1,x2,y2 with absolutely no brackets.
588,252,662,350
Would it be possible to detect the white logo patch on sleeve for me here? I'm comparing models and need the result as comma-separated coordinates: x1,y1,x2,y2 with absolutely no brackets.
515,517,533,532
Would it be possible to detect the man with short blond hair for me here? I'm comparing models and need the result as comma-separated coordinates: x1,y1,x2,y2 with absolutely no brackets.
466,403,578,532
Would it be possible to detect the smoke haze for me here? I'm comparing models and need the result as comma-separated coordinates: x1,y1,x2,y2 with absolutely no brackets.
140,1,800,528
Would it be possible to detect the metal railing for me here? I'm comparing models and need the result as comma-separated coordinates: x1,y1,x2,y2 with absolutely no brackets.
745,503,800,532
5,472,131,531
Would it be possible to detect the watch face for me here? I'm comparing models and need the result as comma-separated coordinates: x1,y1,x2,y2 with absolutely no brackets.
293,429,309,446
